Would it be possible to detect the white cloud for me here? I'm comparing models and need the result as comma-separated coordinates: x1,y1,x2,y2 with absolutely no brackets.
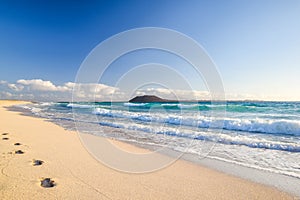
0,79,122,101
72,83,121,101
0,91,12,98
0,80,7,85
8,83,24,92
16,79,69,92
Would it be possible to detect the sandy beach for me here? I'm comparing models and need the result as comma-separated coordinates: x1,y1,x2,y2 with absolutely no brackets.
0,100,295,200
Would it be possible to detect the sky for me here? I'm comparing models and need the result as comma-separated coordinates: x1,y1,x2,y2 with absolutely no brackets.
0,0,300,101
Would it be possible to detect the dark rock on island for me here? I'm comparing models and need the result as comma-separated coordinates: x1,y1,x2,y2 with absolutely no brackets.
129,95,178,103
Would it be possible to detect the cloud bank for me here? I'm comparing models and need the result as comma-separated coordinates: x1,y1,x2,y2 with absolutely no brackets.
0,79,275,101
0,79,121,101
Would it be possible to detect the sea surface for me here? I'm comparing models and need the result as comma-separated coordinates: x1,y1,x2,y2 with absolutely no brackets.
14,101,300,179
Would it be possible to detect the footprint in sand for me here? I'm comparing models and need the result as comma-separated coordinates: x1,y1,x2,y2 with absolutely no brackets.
33,159,43,166
1,133,55,188
15,150,24,154
40,178,55,188
2,133,9,140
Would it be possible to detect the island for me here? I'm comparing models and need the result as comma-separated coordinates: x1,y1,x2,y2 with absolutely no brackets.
129,95,179,103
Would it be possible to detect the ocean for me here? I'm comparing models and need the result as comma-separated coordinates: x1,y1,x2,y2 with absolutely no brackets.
14,101,300,179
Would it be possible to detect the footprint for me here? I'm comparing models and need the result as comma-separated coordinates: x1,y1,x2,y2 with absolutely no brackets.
15,150,24,154
33,159,43,166
40,178,55,188
2,137,9,140
14,143,21,146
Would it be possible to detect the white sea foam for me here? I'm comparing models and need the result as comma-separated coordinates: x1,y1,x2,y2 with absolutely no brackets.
123,102,147,107
177,104,199,109
67,103,94,109
92,107,300,136
40,102,55,106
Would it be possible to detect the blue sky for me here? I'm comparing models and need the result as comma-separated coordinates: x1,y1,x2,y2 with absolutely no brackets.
0,0,300,101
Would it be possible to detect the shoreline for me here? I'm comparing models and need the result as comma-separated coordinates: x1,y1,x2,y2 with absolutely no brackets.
0,100,296,199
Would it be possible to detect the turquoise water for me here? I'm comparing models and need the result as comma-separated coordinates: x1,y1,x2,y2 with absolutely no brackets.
70,101,300,139
16,101,300,178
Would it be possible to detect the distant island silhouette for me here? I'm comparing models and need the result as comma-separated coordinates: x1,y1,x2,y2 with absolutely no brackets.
128,95,229,103
129,95,179,103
